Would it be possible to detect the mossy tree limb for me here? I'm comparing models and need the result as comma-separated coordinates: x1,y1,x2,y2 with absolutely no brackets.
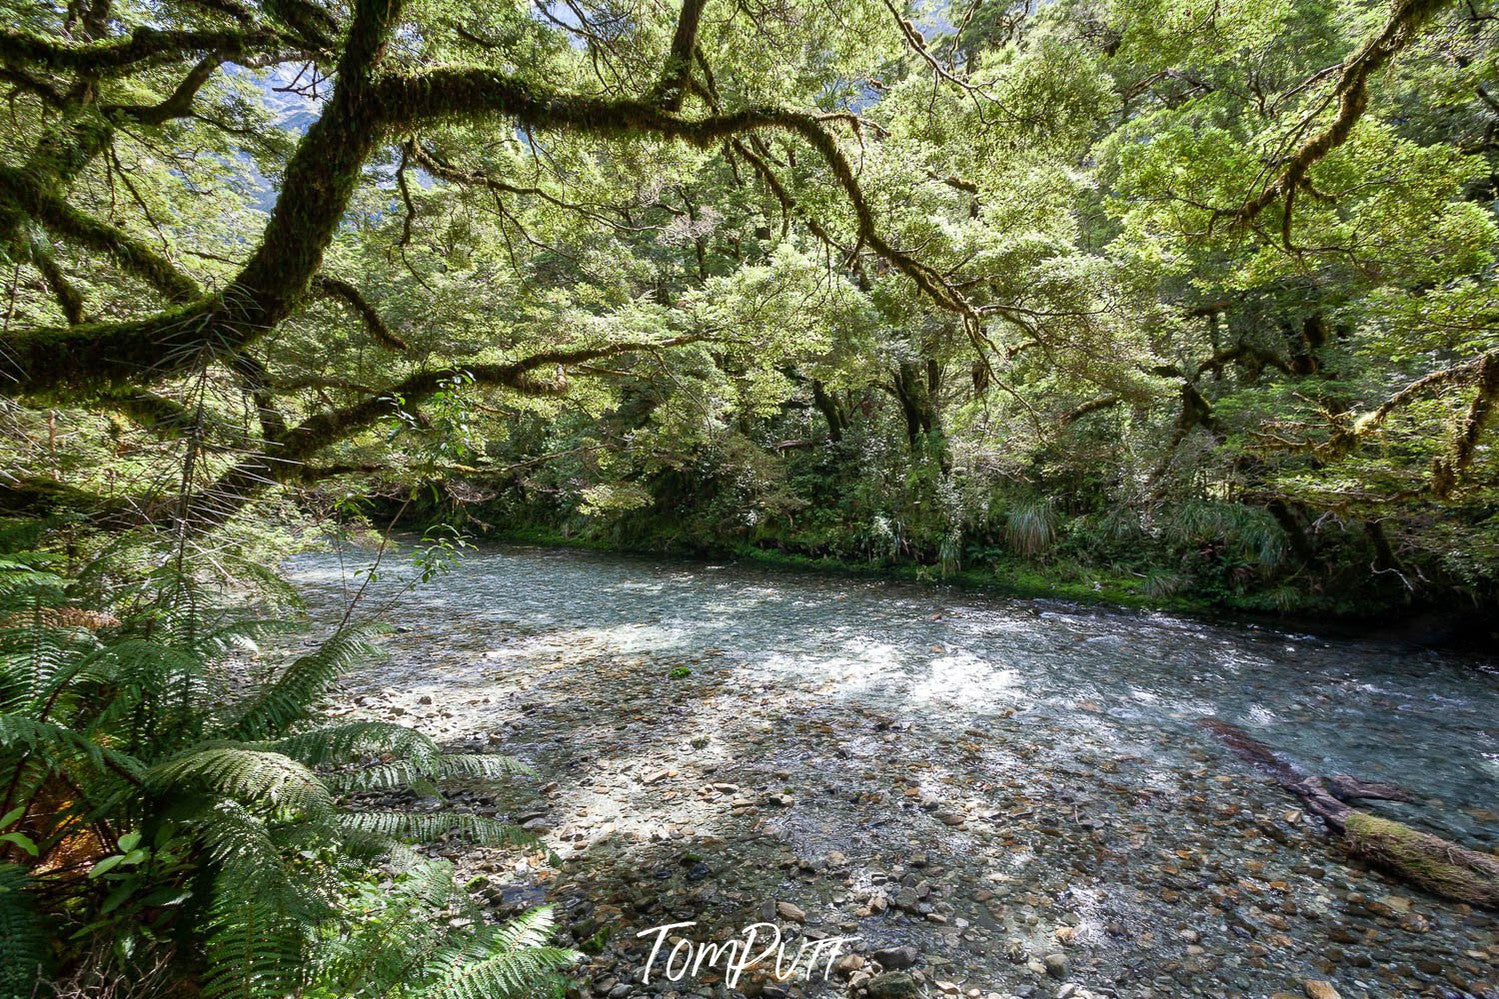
1201,720,1499,910
1343,811,1499,909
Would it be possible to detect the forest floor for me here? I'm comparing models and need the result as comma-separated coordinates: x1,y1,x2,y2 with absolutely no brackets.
302,558,1498,999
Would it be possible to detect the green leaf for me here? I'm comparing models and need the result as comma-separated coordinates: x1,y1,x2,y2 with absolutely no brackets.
0,832,37,857
89,854,126,878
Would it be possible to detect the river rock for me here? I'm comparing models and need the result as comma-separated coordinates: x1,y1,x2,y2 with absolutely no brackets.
872,945,919,970
1043,953,1069,980
866,972,920,999
1303,983,1340,999
834,953,864,977
775,900,807,923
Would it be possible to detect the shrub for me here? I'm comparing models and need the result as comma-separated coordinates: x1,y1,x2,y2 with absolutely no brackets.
0,553,577,998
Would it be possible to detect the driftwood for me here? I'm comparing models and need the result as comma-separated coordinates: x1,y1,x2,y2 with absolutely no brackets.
1196,719,1499,909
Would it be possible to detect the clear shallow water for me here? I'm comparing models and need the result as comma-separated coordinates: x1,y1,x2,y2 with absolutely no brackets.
288,544,1498,845
285,543,1499,997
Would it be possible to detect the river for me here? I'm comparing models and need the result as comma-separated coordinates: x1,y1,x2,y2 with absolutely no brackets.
286,543,1498,998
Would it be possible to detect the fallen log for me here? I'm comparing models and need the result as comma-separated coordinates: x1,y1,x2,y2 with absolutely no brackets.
1196,718,1499,910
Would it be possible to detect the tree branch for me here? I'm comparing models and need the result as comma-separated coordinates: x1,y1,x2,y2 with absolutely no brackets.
313,275,407,351
650,0,709,111
0,27,280,74
1231,0,1451,230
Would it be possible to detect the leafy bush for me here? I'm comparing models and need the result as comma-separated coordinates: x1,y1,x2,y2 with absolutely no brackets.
0,553,577,997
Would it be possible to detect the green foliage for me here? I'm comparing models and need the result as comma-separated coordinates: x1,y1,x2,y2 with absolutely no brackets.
0,863,48,994
0,550,576,997
0,0,1495,629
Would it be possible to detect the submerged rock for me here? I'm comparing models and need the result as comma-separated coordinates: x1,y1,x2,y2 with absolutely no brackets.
865,972,920,999
871,945,919,970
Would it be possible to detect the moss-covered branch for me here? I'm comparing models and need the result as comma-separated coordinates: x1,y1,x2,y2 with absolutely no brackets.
377,69,978,330
0,26,280,74
1232,0,1451,229
273,333,705,466
3,174,203,302
0,0,402,395
313,275,407,351
182,333,705,529
2,0,970,401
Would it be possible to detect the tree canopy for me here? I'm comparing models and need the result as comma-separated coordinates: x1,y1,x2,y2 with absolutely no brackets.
1,0,1497,614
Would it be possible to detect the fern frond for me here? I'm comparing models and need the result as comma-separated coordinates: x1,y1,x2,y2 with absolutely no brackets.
337,811,540,850
150,749,333,817
254,721,440,768
483,905,558,954
0,864,48,996
202,888,310,999
224,627,385,741
193,801,309,897
0,711,143,781
0,560,67,615
306,860,462,995
325,753,532,794
193,618,301,662
418,908,559,988
336,828,428,871
419,941,577,999
0,624,98,712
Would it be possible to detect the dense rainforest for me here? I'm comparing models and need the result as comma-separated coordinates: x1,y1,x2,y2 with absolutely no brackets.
0,0,1497,618
0,0,1496,994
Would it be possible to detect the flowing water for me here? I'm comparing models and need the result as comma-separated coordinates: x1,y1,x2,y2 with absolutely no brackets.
286,544,1498,999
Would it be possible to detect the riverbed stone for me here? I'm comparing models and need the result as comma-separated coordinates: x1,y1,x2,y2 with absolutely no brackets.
775,900,806,923
866,972,920,999
872,945,919,970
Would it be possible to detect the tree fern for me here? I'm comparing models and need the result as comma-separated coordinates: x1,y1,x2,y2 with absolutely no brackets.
0,543,566,999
